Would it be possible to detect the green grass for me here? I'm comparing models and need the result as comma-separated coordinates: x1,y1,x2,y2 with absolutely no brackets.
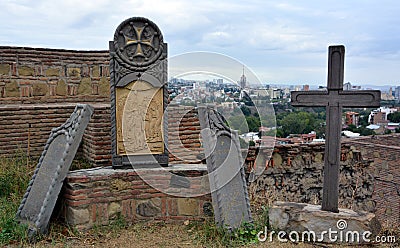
191,206,270,247
0,152,33,246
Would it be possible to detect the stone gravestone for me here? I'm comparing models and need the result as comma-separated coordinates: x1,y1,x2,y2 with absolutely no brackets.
109,17,168,168
198,105,252,229
291,45,380,212
16,104,93,237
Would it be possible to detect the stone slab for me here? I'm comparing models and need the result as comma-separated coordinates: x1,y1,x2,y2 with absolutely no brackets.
268,201,381,243
16,104,93,237
198,105,252,229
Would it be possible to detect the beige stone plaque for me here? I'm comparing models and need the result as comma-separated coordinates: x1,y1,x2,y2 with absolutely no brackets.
116,80,164,155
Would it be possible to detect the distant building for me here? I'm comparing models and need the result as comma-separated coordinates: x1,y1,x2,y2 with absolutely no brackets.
343,82,361,90
395,86,400,102
344,82,352,91
302,84,310,91
345,111,359,126
369,107,398,125
239,66,247,89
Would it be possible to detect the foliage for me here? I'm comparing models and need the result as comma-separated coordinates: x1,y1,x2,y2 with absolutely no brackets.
227,106,261,134
387,112,400,123
276,111,324,138
192,206,269,247
345,124,375,136
0,152,33,246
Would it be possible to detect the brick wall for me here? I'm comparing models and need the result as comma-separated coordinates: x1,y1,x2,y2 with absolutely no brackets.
0,46,110,103
344,134,400,226
167,105,204,164
62,166,212,229
0,103,112,166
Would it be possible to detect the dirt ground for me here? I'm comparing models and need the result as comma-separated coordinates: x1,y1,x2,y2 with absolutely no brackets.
22,222,379,248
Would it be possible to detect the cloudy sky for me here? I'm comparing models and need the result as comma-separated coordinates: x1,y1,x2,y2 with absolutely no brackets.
1,0,399,86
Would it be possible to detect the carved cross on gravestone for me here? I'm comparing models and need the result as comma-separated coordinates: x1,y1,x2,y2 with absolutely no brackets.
291,45,380,212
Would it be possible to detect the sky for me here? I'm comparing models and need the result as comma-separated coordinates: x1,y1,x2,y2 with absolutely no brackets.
1,0,400,86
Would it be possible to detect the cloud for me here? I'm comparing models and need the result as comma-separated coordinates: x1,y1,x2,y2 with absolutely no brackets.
0,0,399,85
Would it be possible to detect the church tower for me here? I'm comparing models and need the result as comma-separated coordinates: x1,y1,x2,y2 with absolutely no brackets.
239,66,247,89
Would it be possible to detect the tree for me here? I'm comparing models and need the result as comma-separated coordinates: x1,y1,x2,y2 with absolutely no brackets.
387,112,400,123
240,105,251,116
277,111,323,137
246,116,261,132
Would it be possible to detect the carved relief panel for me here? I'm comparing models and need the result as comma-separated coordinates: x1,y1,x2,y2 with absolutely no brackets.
116,80,163,155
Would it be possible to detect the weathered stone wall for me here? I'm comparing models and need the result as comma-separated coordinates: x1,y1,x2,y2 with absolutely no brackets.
250,143,375,212
61,166,211,229
0,46,109,102
250,134,400,226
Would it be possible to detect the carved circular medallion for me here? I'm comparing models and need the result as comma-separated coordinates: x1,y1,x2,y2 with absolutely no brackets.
114,17,164,69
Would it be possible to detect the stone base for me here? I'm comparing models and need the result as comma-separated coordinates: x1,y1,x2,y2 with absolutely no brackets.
268,201,381,244
60,165,212,230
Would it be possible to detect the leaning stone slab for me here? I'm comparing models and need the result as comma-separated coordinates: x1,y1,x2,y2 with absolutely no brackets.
16,104,93,237
198,105,252,230
268,201,381,243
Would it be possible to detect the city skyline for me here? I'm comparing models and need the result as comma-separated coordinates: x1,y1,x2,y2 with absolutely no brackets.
1,1,400,85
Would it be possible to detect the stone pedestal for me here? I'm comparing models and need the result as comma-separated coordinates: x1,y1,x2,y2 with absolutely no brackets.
268,201,381,244
60,165,211,230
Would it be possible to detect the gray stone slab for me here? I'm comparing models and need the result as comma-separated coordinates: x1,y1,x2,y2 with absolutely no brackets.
109,17,169,168
16,104,93,237
268,201,381,243
291,46,380,212
198,105,252,229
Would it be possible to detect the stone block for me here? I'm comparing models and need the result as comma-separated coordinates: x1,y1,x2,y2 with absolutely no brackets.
273,153,283,167
269,201,381,243
67,67,81,78
18,66,35,76
177,198,198,216
136,200,160,217
45,67,61,77
66,207,89,225
5,80,19,97
32,82,48,96
0,64,10,75
91,65,100,77
56,80,66,96
78,78,91,95
98,77,109,96
108,202,121,218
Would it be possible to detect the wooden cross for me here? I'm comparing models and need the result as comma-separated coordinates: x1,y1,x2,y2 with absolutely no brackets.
291,45,380,212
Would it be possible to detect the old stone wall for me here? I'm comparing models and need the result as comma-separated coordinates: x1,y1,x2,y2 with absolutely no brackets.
250,134,400,226
250,143,375,211
61,166,211,229
0,46,109,102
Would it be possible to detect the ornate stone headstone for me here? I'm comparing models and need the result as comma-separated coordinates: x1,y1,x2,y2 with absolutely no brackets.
16,104,93,237
109,17,168,168
198,106,252,229
291,45,380,212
